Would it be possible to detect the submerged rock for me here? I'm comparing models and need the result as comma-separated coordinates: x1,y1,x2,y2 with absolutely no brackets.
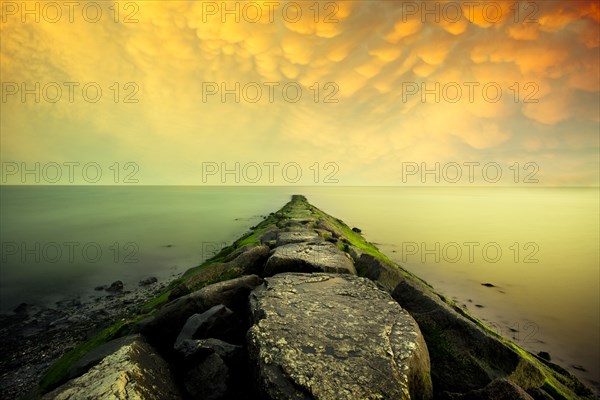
248,273,433,400
105,281,124,293
139,276,158,286
264,242,356,276
537,351,551,361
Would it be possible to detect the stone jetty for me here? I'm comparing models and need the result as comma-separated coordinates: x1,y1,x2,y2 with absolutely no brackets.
37,195,595,399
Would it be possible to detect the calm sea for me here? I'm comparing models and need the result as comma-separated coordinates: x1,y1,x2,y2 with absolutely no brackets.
0,186,598,391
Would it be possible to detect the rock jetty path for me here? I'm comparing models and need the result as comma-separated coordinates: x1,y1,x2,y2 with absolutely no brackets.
37,195,595,400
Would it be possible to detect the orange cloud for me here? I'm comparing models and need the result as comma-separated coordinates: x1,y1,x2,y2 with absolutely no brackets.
0,0,598,185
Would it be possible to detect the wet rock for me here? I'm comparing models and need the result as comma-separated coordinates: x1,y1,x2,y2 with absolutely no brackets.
65,335,142,381
228,244,270,275
248,273,433,400
264,242,356,276
314,229,333,240
140,275,262,352
0,312,27,330
342,251,559,396
537,351,551,361
276,230,321,246
48,313,91,329
13,303,44,315
42,337,181,400
168,283,190,300
175,338,242,365
56,298,81,308
345,245,363,262
174,305,240,347
184,353,229,400
13,303,29,314
184,246,269,291
355,253,386,280
527,387,555,400
105,281,123,293
354,253,404,291
392,277,525,393
139,276,158,286
454,378,534,400
259,227,279,244
1,276,170,400
314,217,345,239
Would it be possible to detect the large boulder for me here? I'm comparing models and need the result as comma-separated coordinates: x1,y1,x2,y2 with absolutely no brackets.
184,245,270,291
42,337,181,400
454,378,535,400
223,244,270,275
276,230,321,246
139,275,262,352
175,338,242,366
184,353,229,400
105,280,124,293
349,251,545,395
354,253,405,291
176,338,247,400
392,277,530,394
247,273,433,400
65,335,141,381
174,305,241,347
264,242,356,276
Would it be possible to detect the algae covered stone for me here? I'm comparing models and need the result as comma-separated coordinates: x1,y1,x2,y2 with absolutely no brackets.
247,272,433,400
42,337,181,400
264,241,356,276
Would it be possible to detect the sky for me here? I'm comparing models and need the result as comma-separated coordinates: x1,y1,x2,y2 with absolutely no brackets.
0,0,599,185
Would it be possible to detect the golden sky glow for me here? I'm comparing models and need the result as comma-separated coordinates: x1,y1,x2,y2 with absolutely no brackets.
0,0,598,185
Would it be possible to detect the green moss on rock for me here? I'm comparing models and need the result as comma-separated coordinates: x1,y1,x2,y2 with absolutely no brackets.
39,314,148,393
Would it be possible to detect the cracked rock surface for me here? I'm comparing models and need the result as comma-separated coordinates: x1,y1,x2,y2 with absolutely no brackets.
265,242,356,276
42,336,181,400
247,273,433,400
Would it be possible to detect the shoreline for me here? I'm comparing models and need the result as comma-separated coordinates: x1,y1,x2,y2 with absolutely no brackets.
0,277,174,399
380,250,600,395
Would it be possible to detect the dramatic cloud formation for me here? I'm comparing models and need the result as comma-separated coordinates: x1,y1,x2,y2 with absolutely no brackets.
1,0,598,185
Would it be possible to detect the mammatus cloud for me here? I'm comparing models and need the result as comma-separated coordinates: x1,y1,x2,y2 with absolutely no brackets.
0,0,598,185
